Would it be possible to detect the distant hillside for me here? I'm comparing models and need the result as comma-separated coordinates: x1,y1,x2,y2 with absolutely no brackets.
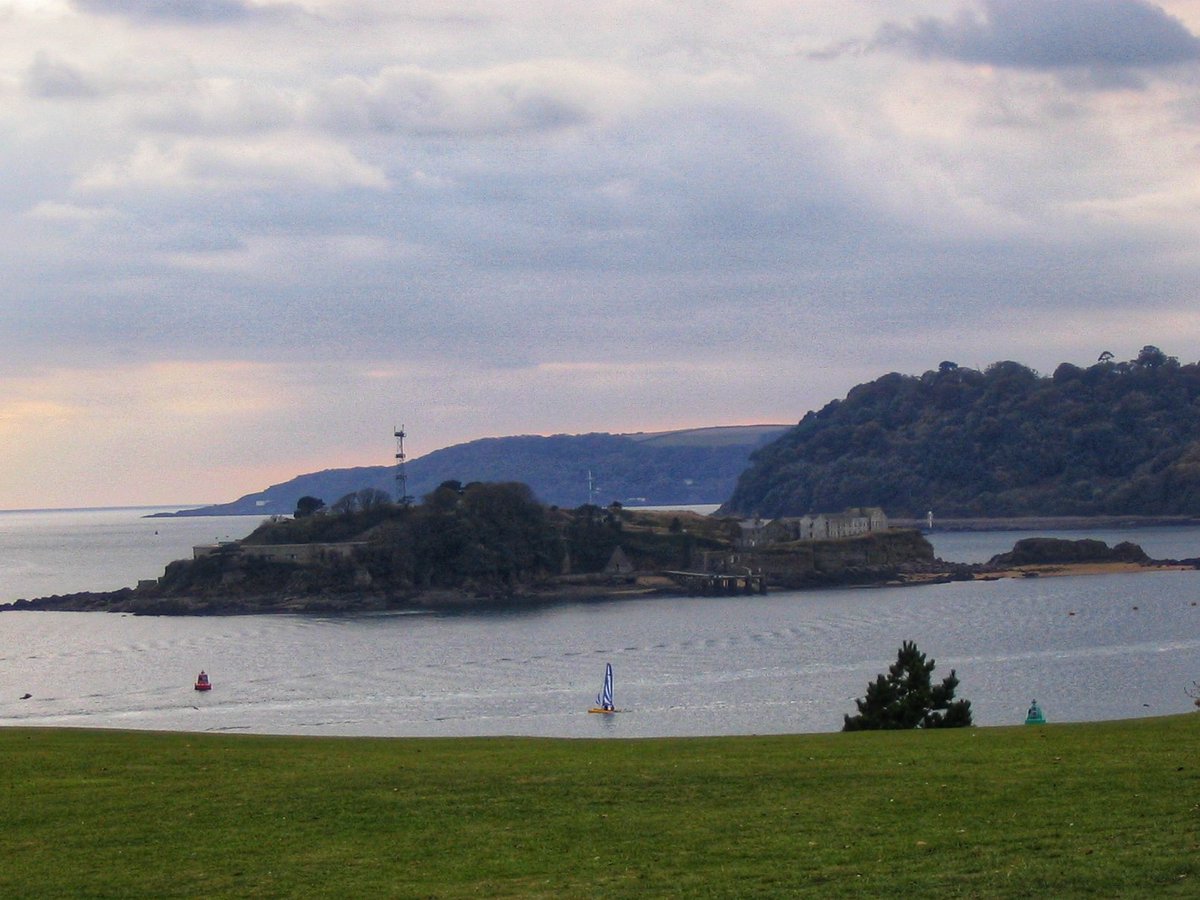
164,425,790,517
722,347,1200,519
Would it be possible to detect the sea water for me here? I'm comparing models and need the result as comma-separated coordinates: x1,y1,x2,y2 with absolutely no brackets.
0,508,1197,738
0,506,259,601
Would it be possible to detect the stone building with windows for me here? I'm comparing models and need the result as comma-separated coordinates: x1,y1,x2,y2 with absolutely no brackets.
757,507,888,545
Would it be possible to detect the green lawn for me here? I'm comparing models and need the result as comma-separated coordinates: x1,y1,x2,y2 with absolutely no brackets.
1,715,1197,897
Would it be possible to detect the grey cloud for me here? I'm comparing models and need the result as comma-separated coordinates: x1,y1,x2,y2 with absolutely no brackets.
4,213,1183,379
26,53,99,99
138,82,299,135
5,88,1131,371
0,97,1129,372
311,66,591,138
875,0,1200,72
73,0,298,24
9,6,1198,378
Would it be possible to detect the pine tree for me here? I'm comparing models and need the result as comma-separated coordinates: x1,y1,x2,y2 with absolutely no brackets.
843,641,972,731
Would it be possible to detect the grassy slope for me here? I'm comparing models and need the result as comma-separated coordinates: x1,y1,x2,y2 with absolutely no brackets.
2,716,1197,898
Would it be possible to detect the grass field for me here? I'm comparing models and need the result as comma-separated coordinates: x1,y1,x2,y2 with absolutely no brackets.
1,715,1197,897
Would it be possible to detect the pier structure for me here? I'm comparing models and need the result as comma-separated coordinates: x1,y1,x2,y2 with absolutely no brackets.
663,570,767,595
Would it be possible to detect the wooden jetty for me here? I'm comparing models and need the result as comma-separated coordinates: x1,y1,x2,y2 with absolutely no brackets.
663,570,767,595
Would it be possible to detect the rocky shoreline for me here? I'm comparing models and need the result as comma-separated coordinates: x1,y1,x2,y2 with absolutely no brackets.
0,577,679,616
5,536,1196,616
4,549,1195,619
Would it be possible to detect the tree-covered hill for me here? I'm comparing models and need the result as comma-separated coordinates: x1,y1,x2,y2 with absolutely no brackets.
161,425,788,517
721,347,1200,518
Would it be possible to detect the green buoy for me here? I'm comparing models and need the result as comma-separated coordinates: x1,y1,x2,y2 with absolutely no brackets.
1024,699,1046,725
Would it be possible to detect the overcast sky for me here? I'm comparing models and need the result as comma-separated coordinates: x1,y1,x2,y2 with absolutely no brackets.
5,0,1200,508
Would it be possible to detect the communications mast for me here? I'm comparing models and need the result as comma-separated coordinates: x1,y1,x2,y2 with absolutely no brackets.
394,425,411,506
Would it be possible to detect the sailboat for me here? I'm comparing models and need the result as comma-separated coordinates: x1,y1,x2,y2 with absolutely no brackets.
588,662,617,714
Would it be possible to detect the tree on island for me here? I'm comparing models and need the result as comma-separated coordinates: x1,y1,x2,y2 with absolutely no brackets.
331,488,391,514
843,641,972,731
293,496,325,518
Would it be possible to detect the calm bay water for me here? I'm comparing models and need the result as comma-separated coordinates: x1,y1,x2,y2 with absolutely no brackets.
0,506,258,601
927,526,1200,565
0,508,1198,738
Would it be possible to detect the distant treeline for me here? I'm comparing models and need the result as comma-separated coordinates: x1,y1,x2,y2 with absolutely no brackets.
722,347,1200,518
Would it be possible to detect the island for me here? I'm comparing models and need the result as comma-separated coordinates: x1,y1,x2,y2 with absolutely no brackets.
4,483,1197,615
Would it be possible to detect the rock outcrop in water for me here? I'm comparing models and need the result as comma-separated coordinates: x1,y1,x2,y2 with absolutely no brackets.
988,537,1151,567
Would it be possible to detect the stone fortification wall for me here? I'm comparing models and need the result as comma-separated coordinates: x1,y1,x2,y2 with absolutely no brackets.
193,542,366,566
715,529,933,588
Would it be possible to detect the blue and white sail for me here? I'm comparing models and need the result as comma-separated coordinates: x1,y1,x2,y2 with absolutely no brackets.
595,662,614,711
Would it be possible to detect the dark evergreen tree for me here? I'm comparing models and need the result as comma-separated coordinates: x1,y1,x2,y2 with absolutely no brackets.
293,496,325,518
843,641,972,731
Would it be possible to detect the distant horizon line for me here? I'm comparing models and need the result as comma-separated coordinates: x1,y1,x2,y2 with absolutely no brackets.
0,503,216,515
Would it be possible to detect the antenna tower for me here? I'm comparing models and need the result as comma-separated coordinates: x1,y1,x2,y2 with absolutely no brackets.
394,425,411,506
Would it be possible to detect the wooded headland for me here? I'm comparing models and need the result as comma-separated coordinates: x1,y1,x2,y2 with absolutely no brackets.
723,347,1200,519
